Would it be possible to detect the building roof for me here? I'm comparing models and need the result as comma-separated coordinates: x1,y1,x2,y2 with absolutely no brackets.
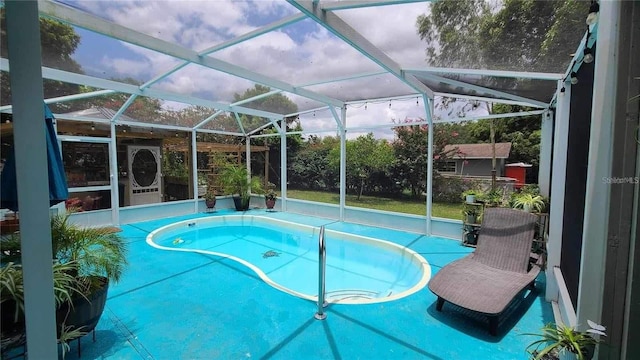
443,143,512,159
62,107,138,123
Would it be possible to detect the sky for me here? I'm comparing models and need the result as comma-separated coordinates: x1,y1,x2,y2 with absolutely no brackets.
61,0,490,139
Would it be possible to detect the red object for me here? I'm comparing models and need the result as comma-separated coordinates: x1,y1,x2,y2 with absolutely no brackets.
505,163,532,189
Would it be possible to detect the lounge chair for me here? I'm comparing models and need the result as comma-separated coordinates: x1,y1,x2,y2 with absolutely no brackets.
428,207,540,335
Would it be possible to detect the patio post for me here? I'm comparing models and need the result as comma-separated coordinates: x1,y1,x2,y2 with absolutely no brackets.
577,0,621,334
5,0,58,357
340,106,347,221
192,129,198,212
246,137,251,194
423,95,434,235
110,122,120,224
280,130,287,211
538,109,553,197
547,80,572,317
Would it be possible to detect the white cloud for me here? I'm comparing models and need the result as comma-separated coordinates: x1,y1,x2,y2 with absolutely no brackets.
69,0,491,134
100,56,152,78
334,3,432,68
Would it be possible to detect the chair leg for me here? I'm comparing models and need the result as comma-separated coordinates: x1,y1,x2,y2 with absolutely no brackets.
77,337,81,358
489,315,498,336
92,329,96,342
436,297,445,311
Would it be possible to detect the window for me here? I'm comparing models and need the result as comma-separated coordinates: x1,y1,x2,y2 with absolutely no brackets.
435,161,456,173
62,142,110,187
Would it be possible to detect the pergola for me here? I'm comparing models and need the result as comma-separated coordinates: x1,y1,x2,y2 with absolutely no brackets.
2,1,635,359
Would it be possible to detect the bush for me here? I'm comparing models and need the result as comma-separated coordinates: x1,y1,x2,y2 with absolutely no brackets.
432,173,485,203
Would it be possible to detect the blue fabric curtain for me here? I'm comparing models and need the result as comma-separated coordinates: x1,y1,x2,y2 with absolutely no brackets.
0,104,69,211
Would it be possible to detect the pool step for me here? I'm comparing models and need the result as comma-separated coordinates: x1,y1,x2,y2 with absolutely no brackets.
326,289,389,301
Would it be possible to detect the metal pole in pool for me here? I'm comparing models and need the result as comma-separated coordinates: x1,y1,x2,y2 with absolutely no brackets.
315,225,327,320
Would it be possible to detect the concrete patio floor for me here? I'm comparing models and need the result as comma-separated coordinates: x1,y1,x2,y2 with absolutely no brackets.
62,209,552,360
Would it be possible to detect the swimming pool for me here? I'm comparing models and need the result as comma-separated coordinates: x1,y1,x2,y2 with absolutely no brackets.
146,215,430,304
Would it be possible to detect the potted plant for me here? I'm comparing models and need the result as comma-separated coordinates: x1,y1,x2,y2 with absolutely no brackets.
478,188,504,207
220,163,263,211
462,205,481,224
513,193,545,213
461,189,482,204
0,212,127,355
265,188,277,211
204,173,216,211
525,320,606,360
205,190,216,210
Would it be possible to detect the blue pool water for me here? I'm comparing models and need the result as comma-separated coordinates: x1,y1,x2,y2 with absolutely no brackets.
147,215,430,303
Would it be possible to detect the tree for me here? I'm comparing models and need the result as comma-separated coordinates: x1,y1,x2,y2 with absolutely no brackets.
416,0,489,69
417,0,588,72
288,135,339,191
329,133,394,200
416,0,588,187
391,120,461,198
1,9,84,111
231,85,300,187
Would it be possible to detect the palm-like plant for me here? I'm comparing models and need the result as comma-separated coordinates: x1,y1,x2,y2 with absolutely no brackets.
220,163,263,210
50,213,127,283
525,321,606,360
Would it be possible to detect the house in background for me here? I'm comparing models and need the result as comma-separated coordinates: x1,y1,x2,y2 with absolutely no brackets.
439,142,512,177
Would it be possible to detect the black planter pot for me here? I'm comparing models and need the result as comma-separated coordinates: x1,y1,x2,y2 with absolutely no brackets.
233,196,250,211
205,197,216,209
0,299,24,337
56,276,109,336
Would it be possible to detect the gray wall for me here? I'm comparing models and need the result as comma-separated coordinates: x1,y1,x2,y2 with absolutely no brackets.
454,159,505,177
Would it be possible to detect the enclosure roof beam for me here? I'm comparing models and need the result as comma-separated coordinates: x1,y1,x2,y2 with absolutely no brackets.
197,14,306,56
434,109,545,124
194,110,224,130
320,0,429,11
247,119,282,136
417,72,548,108
116,120,192,132
111,95,137,123
233,112,247,136
285,105,332,118
433,92,548,109
344,93,421,105
287,0,434,98
0,59,283,120
140,14,306,89
404,68,564,81
0,89,116,112
38,0,344,109
295,70,388,88
196,128,245,137
232,89,283,107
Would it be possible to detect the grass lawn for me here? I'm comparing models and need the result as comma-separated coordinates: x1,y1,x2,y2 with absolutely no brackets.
285,189,462,220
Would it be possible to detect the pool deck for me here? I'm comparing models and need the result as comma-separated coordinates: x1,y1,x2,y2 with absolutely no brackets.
63,209,552,360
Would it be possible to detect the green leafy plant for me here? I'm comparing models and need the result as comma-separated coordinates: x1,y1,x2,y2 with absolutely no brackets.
265,189,277,201
461,189,482,200
220,163,264,201
0,261,85,323
204,187,216,202
57,321,86,360
525,321,606,360
1,212,127,351
50,212,128,284
265,182,277,201
478,188,504,207
513,193,545,213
